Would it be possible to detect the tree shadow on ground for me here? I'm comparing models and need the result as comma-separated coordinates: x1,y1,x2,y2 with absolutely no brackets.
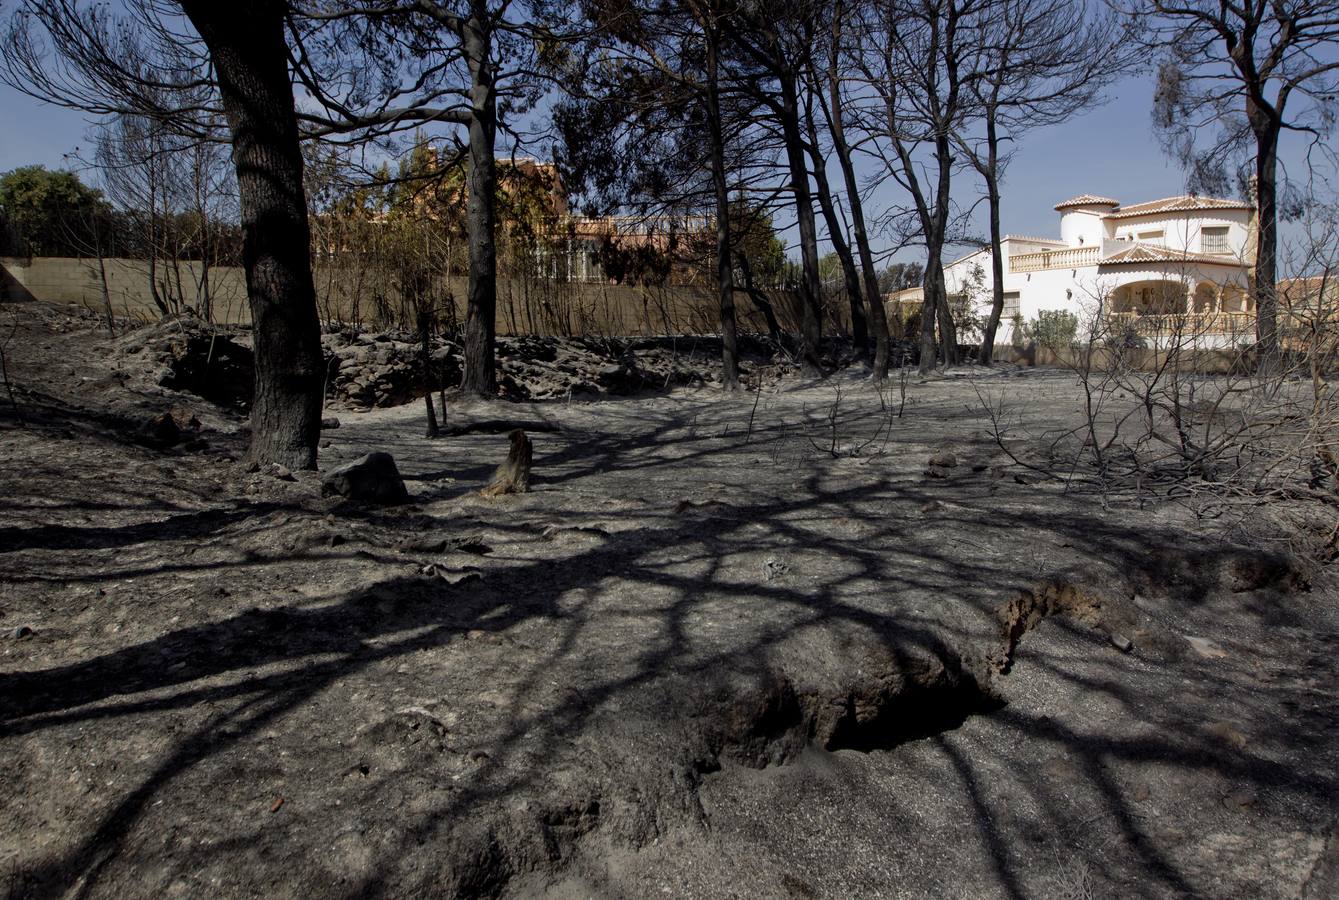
2,393,1334,899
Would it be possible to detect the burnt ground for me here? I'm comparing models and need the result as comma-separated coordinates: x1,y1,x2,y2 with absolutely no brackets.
1,300,1337,899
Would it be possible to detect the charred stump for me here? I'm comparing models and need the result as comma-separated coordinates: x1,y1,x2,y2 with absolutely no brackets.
481,429,532,497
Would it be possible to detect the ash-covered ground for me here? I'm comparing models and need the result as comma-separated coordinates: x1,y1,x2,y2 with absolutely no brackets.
2,301,1336,898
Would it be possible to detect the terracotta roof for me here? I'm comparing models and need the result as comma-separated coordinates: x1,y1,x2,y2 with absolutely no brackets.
1054,195,1120,211
1098,242,1247,267
1104,195,1252,219
1278,275,1338,305
885,287,924,304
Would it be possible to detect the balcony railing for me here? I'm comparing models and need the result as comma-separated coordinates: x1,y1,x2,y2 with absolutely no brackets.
1009,246,1101,273
1105,311,1255,336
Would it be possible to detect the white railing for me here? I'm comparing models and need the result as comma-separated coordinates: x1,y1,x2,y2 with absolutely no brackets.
1009,246,1101,273
1106,311,1255,336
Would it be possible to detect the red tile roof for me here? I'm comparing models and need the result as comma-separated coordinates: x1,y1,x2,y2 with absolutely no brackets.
1104,195,1252,219
1054,195,1120,211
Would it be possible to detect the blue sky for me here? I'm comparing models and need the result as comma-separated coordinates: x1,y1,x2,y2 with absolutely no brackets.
0,69,1325,259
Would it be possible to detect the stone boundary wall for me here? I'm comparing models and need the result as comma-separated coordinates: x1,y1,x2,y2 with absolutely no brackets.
1,256,817,338
0,256,251,323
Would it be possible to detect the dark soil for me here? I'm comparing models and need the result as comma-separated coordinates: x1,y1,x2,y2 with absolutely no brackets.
2,300,1337,898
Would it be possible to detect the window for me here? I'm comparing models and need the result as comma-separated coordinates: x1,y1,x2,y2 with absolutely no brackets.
1202,226,1230,254
1002,291,1021,318
1137,229,1165,244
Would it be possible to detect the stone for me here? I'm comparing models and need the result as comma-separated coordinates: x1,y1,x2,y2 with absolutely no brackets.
322,417,341,430
928,451,958,468
1186,635,1228,659
137,413,182,448
11,625,34,640
451,535,493,555
322,452,410,505
401,537,449,554
1109,632,1134,653
1205,721,1249,750
269,464,295,481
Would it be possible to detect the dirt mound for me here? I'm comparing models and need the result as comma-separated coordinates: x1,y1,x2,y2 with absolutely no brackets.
115,314,254,410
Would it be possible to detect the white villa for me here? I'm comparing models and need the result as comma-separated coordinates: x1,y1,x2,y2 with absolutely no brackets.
899,194,1257,347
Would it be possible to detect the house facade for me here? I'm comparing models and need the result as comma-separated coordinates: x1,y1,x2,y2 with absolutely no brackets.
929,194,1257,347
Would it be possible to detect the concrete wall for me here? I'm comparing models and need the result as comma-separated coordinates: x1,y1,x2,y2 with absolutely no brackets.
1107,210,1251,257
0,256,250,323
1,256,814,338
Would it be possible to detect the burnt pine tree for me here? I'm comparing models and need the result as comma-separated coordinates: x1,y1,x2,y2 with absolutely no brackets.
853,0,976,371
957,0,1128,365
560,0,781,390
727,2,829,373
801,87,870,359
3,0,325,467
296,1,574,399
818,0,893,379
1122,0,1339,367
180,2,325,467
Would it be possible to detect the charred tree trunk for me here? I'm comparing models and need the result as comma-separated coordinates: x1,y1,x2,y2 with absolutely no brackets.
804,103,867,359
929,124,959,367
778,69,823,373
825,10,889,379
481,429,532,497
919,243,941,373
460,4,499,398
977,113,1006,364
181,0,323,469
705,23,741,391
420,308,439,437
1251,116,1281,368
734,251,786,344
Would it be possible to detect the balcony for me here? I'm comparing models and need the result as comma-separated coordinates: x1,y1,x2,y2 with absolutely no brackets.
1105,311,1256,337
1009,246,1102,273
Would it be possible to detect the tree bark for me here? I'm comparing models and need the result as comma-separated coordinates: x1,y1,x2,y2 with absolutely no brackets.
803,102,867,358
977,111,1005,364
928,124,959,367
460,3,499,398
420,308,440,437
778,69,823,373
481,429,533,496
825,6,889,379
734,251,786,343
1252,120,1280,367
704,20,740,391
180,0,323,469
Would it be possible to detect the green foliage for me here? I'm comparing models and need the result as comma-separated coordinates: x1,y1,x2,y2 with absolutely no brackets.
729,199,784,284
1024,310,1080,350
1103,322,1148,350
0,166,109,256
1010,313,1027,349
878,261,923,295
951,263,987,343
596,237,672,286
818,251,844,287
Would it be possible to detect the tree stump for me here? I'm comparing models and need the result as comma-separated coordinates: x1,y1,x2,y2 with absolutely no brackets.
480,429,532,497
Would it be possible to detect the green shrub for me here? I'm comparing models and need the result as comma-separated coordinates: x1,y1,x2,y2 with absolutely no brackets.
1025,310,1079,350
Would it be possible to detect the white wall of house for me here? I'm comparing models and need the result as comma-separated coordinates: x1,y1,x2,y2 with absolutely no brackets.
1059,207,1110,246
1106,210,1250,258
937,196,1254,348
